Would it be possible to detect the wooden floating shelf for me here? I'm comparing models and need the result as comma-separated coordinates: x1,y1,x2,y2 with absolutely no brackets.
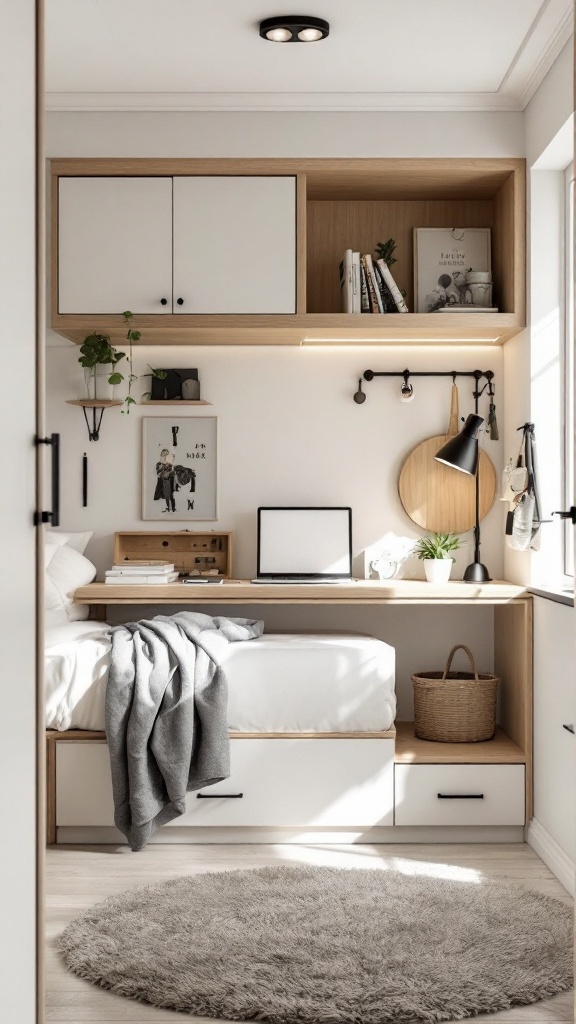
53,312,524,348
141,400,212,406
66,399,123,408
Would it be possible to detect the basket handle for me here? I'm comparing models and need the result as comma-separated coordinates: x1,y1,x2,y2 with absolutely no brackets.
442,645,479,682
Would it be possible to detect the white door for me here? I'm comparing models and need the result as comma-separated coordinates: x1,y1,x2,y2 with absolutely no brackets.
173,176,296,313
58,176,173,314
0,2,39,1020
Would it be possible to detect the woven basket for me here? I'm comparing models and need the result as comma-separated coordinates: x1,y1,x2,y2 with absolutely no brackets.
412,645,499,743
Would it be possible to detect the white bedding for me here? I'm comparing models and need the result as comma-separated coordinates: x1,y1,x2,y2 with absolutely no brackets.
45,624,396,733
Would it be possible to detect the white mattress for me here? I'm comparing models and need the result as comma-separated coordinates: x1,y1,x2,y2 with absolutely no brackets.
45,624,396,733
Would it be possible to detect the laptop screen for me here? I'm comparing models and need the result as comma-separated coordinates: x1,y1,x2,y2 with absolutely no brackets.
257,507,352,578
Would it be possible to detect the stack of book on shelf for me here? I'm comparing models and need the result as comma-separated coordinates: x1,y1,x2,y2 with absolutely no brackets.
339,249,408,314
105,560,179,585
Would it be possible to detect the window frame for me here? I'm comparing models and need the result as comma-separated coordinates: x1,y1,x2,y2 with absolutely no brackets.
563,163,574,579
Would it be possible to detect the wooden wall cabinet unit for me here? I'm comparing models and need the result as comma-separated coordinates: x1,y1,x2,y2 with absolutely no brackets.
51,158,526,346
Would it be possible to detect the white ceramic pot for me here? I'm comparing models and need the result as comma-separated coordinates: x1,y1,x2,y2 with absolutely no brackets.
423,558,453,583
94,370,115,400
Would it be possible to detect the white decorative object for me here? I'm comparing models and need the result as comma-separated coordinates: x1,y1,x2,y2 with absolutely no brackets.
423,558,453,583
142,417,218,521
369,553,398,580
414,228,491,313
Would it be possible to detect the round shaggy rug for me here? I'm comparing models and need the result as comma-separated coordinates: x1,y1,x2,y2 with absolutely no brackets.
59,865,573,1023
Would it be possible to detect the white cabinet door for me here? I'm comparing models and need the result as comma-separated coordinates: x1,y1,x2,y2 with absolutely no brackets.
58,177,173,314
173,177,296,313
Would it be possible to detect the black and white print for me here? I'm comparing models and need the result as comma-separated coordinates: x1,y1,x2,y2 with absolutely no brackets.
142,417,217,520
414,228,491,313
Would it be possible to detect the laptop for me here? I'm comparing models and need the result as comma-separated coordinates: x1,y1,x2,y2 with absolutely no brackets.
251,507,353,584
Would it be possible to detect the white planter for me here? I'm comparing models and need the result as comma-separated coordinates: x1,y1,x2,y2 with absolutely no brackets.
423,558,453,584
84,368,115,401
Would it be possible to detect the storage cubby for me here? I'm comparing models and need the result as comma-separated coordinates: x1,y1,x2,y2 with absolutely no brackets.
113,530,233,578
304,160,523,330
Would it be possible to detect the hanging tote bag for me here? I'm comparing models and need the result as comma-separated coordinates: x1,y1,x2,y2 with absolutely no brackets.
412,645,499,743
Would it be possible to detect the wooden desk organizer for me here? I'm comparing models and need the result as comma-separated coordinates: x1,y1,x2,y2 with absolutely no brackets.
113,531,233,578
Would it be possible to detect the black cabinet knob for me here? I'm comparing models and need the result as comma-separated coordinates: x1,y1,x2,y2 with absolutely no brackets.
177,297,184,306
160,298,168,306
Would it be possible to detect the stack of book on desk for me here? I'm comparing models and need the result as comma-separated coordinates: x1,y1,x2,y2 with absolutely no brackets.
105,560,179,585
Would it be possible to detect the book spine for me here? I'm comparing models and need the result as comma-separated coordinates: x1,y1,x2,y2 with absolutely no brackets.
351,251,361,314
373,262,396,313
364,254,383,313
340,249,354,312
359,261,370,312
376,259,408,312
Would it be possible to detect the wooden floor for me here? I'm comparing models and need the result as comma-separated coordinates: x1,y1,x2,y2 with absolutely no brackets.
46,843,574,1023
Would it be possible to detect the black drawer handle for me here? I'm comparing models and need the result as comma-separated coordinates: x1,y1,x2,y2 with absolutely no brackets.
437,793,484,800
197,792,243,799
562,724,575,734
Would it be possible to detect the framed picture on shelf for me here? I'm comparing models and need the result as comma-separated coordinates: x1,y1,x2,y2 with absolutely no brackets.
150,368,200,401
142,417,218,521
414,228,491,313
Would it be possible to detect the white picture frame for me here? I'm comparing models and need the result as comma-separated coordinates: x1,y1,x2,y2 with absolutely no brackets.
414,228,491,313
142,417,218,521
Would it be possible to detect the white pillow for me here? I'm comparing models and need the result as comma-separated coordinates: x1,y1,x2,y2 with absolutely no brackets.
44,543,96,624
46,530,93,555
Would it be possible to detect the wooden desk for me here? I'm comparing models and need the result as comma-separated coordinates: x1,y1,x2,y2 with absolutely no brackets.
72,578,533,820
74,578,528,607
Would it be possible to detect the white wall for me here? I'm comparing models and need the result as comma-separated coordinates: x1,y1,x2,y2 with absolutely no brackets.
45,110,525,159
0,1,39,1020
525,40,573,168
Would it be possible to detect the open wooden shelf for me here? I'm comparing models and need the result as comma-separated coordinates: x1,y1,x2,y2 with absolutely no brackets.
394,722,526,765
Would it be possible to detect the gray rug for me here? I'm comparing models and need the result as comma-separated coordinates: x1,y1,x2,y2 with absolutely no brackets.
59,864,573,1023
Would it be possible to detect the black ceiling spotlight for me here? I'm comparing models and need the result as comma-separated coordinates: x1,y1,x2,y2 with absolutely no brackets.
259,16,329,42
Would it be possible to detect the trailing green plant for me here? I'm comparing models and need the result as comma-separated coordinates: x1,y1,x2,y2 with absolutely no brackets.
414,532,461,561
78,333,125,385
121,310,167,412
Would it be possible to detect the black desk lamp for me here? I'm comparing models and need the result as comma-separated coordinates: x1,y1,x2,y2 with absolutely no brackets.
434,413,492,583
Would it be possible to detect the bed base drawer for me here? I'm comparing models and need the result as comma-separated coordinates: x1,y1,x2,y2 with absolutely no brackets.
394,763,525,826
55,738,394,830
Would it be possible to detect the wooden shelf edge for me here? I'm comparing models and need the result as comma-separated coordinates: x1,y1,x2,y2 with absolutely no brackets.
66,399,123,408
394,722,526,764
51,311,525,348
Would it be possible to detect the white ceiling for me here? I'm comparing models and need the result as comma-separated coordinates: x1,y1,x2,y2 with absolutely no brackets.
45,0,574,112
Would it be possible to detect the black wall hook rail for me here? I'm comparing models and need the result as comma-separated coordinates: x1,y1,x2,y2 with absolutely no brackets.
355,369,495,405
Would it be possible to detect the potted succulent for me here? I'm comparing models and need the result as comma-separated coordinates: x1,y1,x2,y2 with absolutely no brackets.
78,333,125,401
414,532,461,584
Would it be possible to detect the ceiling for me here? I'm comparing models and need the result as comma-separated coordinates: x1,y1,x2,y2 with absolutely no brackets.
45,0,573,112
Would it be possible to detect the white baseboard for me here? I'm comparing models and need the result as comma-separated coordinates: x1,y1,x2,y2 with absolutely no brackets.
527,818,575,895
56,825,525,846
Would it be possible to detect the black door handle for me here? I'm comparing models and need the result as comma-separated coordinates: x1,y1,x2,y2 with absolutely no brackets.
160,298,168,306
562,724,575,734
177,297,184,306
437,793,484,800
35,433,60,527
553,507,576,524
197,792,243,799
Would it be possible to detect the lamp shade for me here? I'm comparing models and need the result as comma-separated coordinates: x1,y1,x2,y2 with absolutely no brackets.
434,414,484,476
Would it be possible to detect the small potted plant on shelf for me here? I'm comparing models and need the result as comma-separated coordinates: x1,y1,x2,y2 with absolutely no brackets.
78,333,125,401
414,532,461,584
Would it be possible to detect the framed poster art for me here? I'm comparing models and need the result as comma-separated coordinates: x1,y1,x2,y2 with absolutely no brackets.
142,417,218,521
414,228,491,313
